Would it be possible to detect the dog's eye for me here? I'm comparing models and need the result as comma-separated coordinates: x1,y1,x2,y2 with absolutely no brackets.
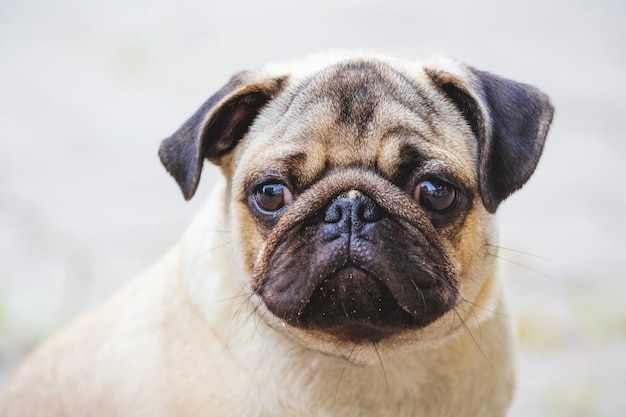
254,183,293,212
416,180,457,212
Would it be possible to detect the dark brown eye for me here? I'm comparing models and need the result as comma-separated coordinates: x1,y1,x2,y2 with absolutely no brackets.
254,183,293,212
415,180,457,212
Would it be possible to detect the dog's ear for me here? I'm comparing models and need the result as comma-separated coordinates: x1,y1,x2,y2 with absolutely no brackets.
425,60,554,213
159,72,287,200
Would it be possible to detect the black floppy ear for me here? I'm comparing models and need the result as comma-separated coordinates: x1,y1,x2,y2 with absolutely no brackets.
426,63,554,213
159,72,287,200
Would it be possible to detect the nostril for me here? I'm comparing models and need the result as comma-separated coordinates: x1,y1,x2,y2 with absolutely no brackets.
324,203,343,223
323,193,384,226
356,197,384,223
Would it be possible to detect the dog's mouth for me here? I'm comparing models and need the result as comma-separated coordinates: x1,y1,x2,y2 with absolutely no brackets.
254,233,458,343
298,266,416,342
258,253,457,343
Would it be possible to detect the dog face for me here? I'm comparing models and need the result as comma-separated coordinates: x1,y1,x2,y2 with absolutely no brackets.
159,52,553,361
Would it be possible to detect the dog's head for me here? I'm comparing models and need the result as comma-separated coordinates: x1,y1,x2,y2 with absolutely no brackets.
159,52,553,360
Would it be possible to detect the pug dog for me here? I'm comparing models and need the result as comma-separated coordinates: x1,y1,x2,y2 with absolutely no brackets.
0,51,553,417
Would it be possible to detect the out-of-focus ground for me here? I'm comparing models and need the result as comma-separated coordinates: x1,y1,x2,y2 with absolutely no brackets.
1,0,624,415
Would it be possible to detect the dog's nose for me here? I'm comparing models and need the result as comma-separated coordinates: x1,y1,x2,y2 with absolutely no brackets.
323,190,384,228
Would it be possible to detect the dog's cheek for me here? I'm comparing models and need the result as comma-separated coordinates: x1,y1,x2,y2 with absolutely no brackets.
233,202,266,277
451,204,498,301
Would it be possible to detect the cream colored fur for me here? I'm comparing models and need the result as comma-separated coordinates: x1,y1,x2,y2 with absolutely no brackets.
0,179,515,417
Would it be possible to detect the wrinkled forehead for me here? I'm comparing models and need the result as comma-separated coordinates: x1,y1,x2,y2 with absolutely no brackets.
238,59,477,189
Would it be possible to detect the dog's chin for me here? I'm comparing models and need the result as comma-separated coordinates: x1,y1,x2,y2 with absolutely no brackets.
259,264,455,346
260,309,461,367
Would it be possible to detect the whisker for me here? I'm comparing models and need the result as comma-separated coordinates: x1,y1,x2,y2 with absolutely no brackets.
236,290,256,319
455,300,483,337
182,242,234,267
224,286,256,345
213,291,256,356
190,275,252,310
453,308,494,371
486,251,558,282
333,344,358,404
408,277,427,318
444,307,460,337
340,301,349,318
372,343,389,403
458,297,514,320
486,243,559,266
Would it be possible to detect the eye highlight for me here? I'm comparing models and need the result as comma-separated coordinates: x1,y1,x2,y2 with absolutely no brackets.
415,179,457,213
254,183,293,212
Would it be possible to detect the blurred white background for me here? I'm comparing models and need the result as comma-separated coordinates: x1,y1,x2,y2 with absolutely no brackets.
1,0,625,415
